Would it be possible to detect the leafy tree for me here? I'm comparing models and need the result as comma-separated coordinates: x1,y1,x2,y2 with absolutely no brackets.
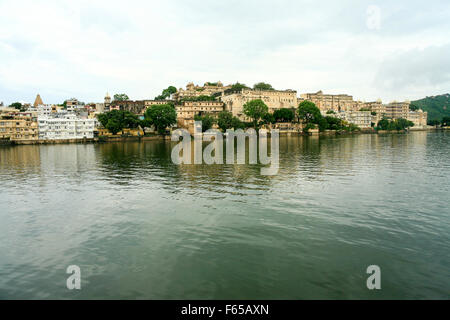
298,101,322,124
144,103,177,134
346,123,361,132
253,82,274,91
113,94,129,101
395,118,414,130
155,86,177,100
326,110,336,114
9,102,22,110
139,118,153,135
324,116,344,130
303,123,316,133
377,118,413,131
97,109,139,134
231,116,245,129
224,82,250,94
262,112,275,124
409,103,419,111
217,111,233,131
194,114,215,132
428,119,440,126
441,116,450,126
243,99,269,128
273,108,294,122
317,117,329,131
377,119,390,130
106,119,122,135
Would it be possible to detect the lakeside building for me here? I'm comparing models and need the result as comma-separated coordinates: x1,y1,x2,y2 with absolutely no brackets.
221,88,297,121
38,112,96,140
176,101,225,127
385,101,410,119
300,90,362,112
0,109,39,141
144,100,175,114
110,100,145,114
337,111,372,129
97,93,112,112
173,82,232,101
407,109,428,128
109,99,175,115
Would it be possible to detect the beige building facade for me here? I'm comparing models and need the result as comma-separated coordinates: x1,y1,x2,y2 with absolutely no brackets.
407,109,428,128
222,89,297,121
300,90,360,112
0,111,38,141
176,101,224,127
173,81,231,100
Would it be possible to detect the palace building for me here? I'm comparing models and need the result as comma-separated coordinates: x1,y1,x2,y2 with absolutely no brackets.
300,90,359,112
173,81,232,101
221,88,297,121
176,101,224,128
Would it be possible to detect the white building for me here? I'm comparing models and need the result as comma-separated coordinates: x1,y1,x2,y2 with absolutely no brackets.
38,112,96,140
336,111,372,129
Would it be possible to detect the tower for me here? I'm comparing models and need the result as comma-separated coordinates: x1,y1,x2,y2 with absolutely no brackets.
34,94,44,107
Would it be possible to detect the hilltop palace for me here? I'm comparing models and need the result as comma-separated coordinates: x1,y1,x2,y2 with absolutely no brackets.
0,81,428,142
105,81,427,130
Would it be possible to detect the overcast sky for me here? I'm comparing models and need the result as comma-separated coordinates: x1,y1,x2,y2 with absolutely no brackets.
0,0,449,105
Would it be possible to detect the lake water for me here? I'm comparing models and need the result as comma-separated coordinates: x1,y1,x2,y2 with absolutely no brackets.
0,131,449,299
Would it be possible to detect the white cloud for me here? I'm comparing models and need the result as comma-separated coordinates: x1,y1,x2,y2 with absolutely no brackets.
0,0,449,105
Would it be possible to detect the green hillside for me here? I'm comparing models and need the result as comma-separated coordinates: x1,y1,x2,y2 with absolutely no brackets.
410,93,450,122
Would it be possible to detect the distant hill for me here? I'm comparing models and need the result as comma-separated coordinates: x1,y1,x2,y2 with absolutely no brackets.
410,93,450,122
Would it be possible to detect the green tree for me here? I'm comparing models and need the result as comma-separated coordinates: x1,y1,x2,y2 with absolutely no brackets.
145,103,177,134
113,94,129,101
253,82,274,91
9,102,22,110
225,82,250,94
97,109,139,134
231,116,245,129
441,116,450,126
298,101,322,124
217,111,233,131
317,117,329,131
105,118,122,135
395,118,414,130
194,114,215,132
139,118,153,135
273,108,294,122
324,116,344,130
377,119,390,130
155,86,177,100
326,110,336,114
303,123,316,133
243,99,269,128
262,112,275,124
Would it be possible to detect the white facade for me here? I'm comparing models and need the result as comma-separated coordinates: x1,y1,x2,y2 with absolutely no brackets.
38,113,96,140
336,111,372,129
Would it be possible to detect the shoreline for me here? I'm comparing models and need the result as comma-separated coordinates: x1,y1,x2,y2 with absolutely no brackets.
1,127,447,146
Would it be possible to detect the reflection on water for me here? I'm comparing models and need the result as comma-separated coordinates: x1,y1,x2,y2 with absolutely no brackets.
0,131,449,299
